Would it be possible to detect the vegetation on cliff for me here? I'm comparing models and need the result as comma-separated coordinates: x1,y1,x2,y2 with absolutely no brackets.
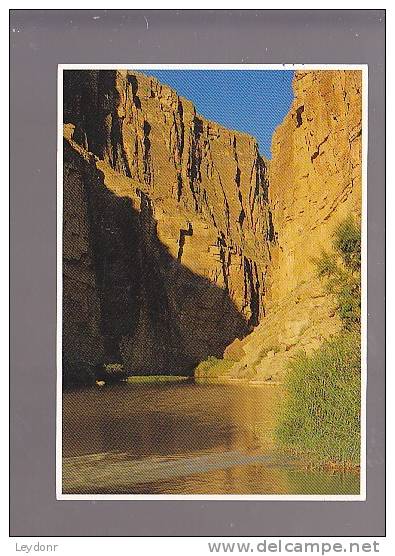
314,216,361,331
276,217,361,467
194,356,234,378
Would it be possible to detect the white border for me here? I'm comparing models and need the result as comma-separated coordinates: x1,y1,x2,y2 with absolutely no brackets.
56,63,368,501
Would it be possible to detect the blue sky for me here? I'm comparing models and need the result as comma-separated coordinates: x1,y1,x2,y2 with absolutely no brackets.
146,70,294,159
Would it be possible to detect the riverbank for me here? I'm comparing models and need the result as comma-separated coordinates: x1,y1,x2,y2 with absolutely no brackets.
126,375,190,384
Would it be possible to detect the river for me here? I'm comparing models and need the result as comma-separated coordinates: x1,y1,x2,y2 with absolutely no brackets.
62,381,359,495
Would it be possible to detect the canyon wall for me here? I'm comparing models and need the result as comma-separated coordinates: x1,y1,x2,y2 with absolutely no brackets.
269,70,362,302
63,68,362,384
63,140,105,384
226,69,362,380
63,70,274,381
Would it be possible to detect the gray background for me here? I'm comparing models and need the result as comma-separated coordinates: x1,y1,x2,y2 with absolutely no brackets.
10,10,385,537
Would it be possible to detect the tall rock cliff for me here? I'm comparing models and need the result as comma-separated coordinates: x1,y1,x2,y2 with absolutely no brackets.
269,70,362,302
63,70,273,382
63,68,362,384
226,70,362,380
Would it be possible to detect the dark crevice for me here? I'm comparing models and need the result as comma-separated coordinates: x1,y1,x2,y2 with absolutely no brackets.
188,116,204,210
266,210,277,243
310,134,329,162
143,120,152,185
235,167,241,188
296,105,304,127
238,189,246,228
218,233,229,291
243,257,260,327
127,74,142,109
177,222,193,261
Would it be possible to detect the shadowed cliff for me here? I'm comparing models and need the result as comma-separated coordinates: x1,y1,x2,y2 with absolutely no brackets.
63,139,250,385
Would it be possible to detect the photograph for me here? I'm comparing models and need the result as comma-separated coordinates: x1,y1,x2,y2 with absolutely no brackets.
59,65,365,498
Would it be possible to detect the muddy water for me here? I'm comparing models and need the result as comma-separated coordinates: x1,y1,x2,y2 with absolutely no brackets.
62,381,359,495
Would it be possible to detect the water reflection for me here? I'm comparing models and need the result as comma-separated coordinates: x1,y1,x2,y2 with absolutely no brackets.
62,381,359,495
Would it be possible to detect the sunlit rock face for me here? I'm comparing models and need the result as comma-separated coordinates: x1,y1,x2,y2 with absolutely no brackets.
269,70,362,301
226,70,362,381
63,70,274,381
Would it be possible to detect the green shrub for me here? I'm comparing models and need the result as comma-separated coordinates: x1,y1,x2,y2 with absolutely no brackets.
194,356,234,378
314,216,361,331
333,217,361,272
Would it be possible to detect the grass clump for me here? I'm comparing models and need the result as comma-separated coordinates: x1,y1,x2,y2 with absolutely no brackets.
276,331,361,466
194,356,234,378
276,216,362,467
